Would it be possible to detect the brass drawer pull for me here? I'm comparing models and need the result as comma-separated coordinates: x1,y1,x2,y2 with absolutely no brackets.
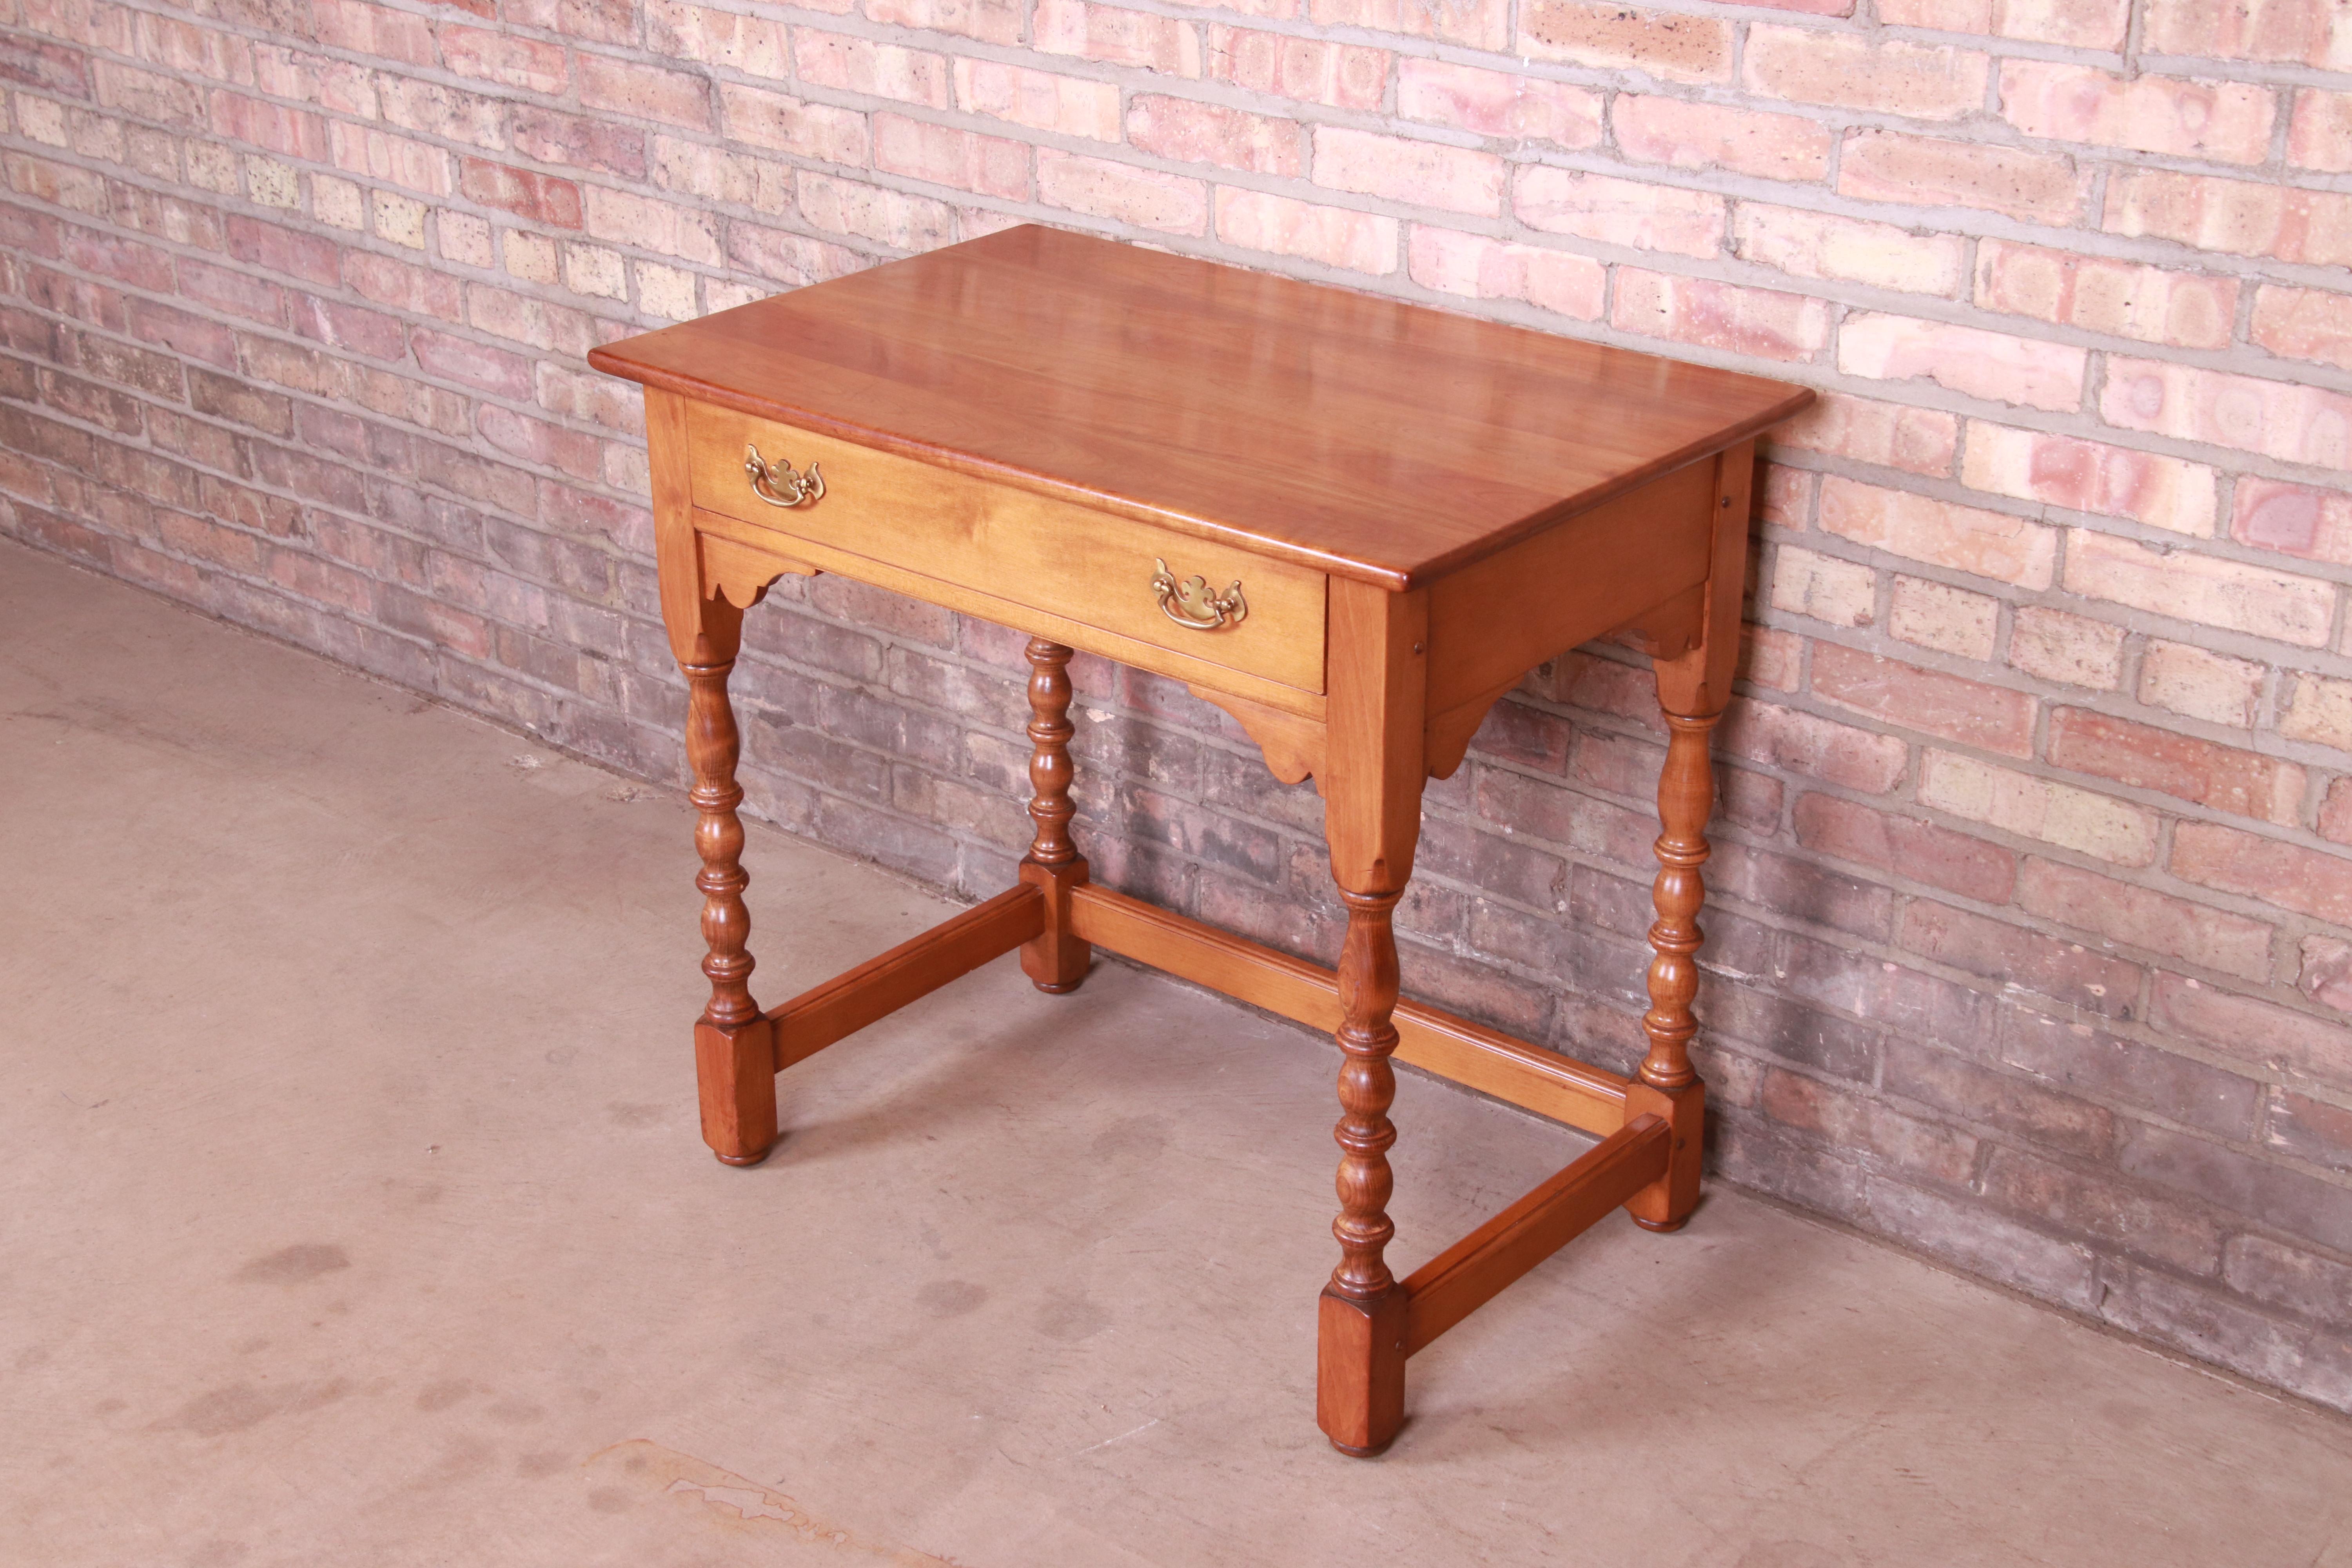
1152,557,1247,631
744,443,824,508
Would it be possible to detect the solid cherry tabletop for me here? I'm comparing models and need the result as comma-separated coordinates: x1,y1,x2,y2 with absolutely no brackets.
589,224,1813,590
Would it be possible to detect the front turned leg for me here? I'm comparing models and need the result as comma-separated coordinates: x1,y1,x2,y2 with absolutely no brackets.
1018,636,1092,993
683,644,779,1167
1318,886,1410,1455
1626,707,1720,1230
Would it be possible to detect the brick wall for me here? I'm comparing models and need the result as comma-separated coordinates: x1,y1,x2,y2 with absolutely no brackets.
4,0,2350,1410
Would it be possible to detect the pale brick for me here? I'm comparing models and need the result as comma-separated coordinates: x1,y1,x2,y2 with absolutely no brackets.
954,60,1121,141
2101,357,2352,475
1207,26,1385,109
2000,62,2276,165
1961,423,2217,537
1746,27,1989,119
636,260,699,320
1127,96,1300,174
1760,463,1816,531
1037,0,1203,75
1880,0,2129,47
1721,703,1910,792
1820,475,2057,588
1517,0,1731,81
2144,0,2352,69
1613,96,1831,181
2106,170,2352,268
1774,392,1957,477
1396,60,1602,149
2252,285,2352,374
373,190,425,248
584,186,720,265
2019,859,2274,981
797,169,955,250
1215,189,1396,274
1314,0,1506,45
873,114,1027,199
648,0,789,76
2138,640,2266,728
1840,130,2091,226
1732,205,1966,296
504,229,559,286
1973,240,2236,352
315,175,367,230
720,84,873,165
793,33,951,109
440,25,567,94
1771,545,1877,627
1841,313,2086,413
438,208,490,266
1514,166,1724,258
1405,228,1604,320
561,243,628,300
2011,606,2125,690
863,0,1024,44
2064,527,2337,648
1036,150,1207,234
2232,477,2352,567
329,123,452,195
578,56,713,131
1611,270,1830,362
2288,89,2352,171
2284,673,2352,751
1890,575,2000,660
1920,751,2159,865
1311,127,1504,216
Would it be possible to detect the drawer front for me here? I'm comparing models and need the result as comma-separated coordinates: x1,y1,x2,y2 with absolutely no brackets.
684,403,1327,694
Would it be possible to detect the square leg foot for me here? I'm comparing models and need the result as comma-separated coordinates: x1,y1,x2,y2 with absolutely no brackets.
1317,1285,1407,1456
696,1018,778,1167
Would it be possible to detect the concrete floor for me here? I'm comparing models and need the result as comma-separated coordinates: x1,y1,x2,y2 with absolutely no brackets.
4,537,2350,1566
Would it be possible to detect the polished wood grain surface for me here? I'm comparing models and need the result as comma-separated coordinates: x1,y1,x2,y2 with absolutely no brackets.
589,225,1813,589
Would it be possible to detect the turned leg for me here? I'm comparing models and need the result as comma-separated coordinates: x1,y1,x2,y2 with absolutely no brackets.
683,640,779,1167
1318,885,1410,1454
1623,709,1719,1229
1018,636,1092,993
1316,579,1426,1456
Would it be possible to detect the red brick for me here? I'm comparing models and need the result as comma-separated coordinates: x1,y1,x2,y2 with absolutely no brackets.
291,294,407,361
1746,26,1989,118
222,216,336,287
2267,1090,2352,1172
2000,62,2275,164
2154,971,2352,1089
413,327,534,399
1127,95,1301,175
1794,791,2017,901
2047,707,2302,825
2021,857,2275,981
457,158,583,229
1613,96,1831,182
1840,130,2090,225
1887,1040,2116,1159
210,92,328,160
1961,423,2216,537
1813,642,2035,757
2122,1123,2352,1254
510,108,647,178
1518,0,1730,81
1980,1146,2221,1272
577,54,713,130
1396,59,1602,148
1206,26,1385,109
2173,821,2352,926
313,0,437,62
124,298,235,369
1721,701,1909,792
2234,477,2352,568
1762,1069,1978,1185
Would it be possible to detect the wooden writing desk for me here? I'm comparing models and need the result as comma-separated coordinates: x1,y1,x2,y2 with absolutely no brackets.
590,226,1812,1455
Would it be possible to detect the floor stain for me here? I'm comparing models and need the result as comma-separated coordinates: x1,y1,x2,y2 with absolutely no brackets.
584,1439,960,1563
234,1243,350,1283
154,1379,351,1437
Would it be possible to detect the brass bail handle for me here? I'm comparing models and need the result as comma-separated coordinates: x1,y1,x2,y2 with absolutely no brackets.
1152,558,1247,631
744,443,824,508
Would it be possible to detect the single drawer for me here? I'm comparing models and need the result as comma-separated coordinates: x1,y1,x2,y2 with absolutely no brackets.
684,402,1327,694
